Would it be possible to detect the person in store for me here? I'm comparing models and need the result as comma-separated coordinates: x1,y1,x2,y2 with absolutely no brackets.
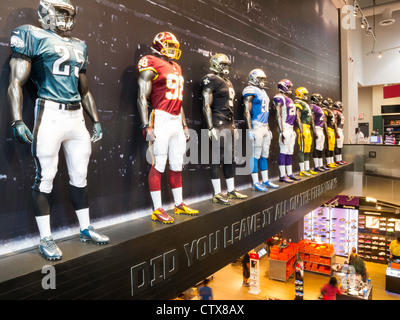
389,235,400,260
354,128,364,143
242,252,250,287
349,251,367,282
198,278,213,300
348,247,358,265
320,276,342,300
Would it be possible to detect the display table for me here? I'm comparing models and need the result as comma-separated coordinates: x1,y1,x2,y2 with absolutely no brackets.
385,262,400,294
269,243,299,282
333,265,372,300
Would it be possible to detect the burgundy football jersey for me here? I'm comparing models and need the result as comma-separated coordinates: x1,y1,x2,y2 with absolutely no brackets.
138,55,183,116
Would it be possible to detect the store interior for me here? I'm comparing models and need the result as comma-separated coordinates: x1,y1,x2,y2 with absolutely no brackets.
176,195,400,300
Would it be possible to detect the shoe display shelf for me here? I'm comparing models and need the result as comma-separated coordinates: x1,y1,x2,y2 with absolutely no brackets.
303,206,358,257
358,214,396,264
299,240,336,275
268,243,299,282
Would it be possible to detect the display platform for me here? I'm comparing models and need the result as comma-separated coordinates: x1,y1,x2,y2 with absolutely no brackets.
0,163,353,300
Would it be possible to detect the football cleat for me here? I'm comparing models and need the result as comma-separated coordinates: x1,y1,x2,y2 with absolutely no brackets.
327,163,338,168
299,171,311,177
322,166,330,171
252,182,268,192
315,167,325,172
151,208,174,224
263,180,279,189
279,175,293,183
213,193,231,205
174,202,199,215
80,226,110,244
39,236,62,261
288,174,301,181
227,189,248,200
308,169,318,175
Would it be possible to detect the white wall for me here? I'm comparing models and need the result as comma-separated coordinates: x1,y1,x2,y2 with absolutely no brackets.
342,8,400,140
361,10,400,86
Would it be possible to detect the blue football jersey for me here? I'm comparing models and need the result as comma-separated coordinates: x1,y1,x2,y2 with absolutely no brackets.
10,24,88,104
242,85,270,124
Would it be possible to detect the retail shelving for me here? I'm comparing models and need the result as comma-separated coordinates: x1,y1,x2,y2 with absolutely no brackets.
299,240,336,275
268,243,299,282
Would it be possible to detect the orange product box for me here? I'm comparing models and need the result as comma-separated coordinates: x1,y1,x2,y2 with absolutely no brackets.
391,263,400,270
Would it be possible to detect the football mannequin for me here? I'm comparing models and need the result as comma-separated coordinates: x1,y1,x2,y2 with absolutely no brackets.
294,87,317,176
8,0,109,261
273,79,301,183
333,101,347,165
137,31,198,224
202,53,247,205
243,69,279,192
322,98,338,168
310,93,328,172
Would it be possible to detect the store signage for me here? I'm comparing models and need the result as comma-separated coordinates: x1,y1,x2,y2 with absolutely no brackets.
130,177,338,297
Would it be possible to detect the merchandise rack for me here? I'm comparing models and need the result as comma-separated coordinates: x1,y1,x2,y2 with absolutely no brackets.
299,240,335,275
269,243,299,282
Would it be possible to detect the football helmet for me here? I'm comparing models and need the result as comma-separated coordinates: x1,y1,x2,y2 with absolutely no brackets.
248,69,267,87
277,79,293,95
295,87,309,101
334,101,343,112
322,97,333,109
38,0,76,32
210,53,231,75
310,93,323,105
152,32,181,60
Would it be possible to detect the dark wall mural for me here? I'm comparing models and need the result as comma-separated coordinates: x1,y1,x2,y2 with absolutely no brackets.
0,0,340,247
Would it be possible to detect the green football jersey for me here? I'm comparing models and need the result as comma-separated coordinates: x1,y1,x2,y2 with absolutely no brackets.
10,24,88,104
294,99,312,125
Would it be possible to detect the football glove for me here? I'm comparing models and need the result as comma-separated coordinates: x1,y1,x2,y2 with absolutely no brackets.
183,126,190,141
208,127,218,141
91,122,103,143
142,124,156,141
233,128,239,140
248,130,256,141
11,120,33,144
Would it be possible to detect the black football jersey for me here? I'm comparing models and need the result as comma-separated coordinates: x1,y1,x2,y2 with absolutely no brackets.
201,74,235,126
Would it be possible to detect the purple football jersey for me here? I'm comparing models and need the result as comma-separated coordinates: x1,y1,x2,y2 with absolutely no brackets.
311,104,325,127
273,93,296,126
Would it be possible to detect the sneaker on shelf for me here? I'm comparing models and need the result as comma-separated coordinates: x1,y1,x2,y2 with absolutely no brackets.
39,236,62,261
227,189,248,200
151,208,174,224
308,169,318,175
288,174,301,181
252,182,268,192
279,175,293,183
80,226,110,244
263,180,279,189
213,193,231,205
174,202,199,215
299,171,311,177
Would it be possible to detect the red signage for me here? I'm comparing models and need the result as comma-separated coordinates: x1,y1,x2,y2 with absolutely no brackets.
383,84,400,99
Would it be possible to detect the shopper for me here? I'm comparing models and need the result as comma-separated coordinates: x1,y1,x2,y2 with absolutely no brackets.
349,252,367,282
320,276,342,300
354,128,364,143
348,247,358,265
389,235,400,260
198,279,213,300
242,252,250,287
